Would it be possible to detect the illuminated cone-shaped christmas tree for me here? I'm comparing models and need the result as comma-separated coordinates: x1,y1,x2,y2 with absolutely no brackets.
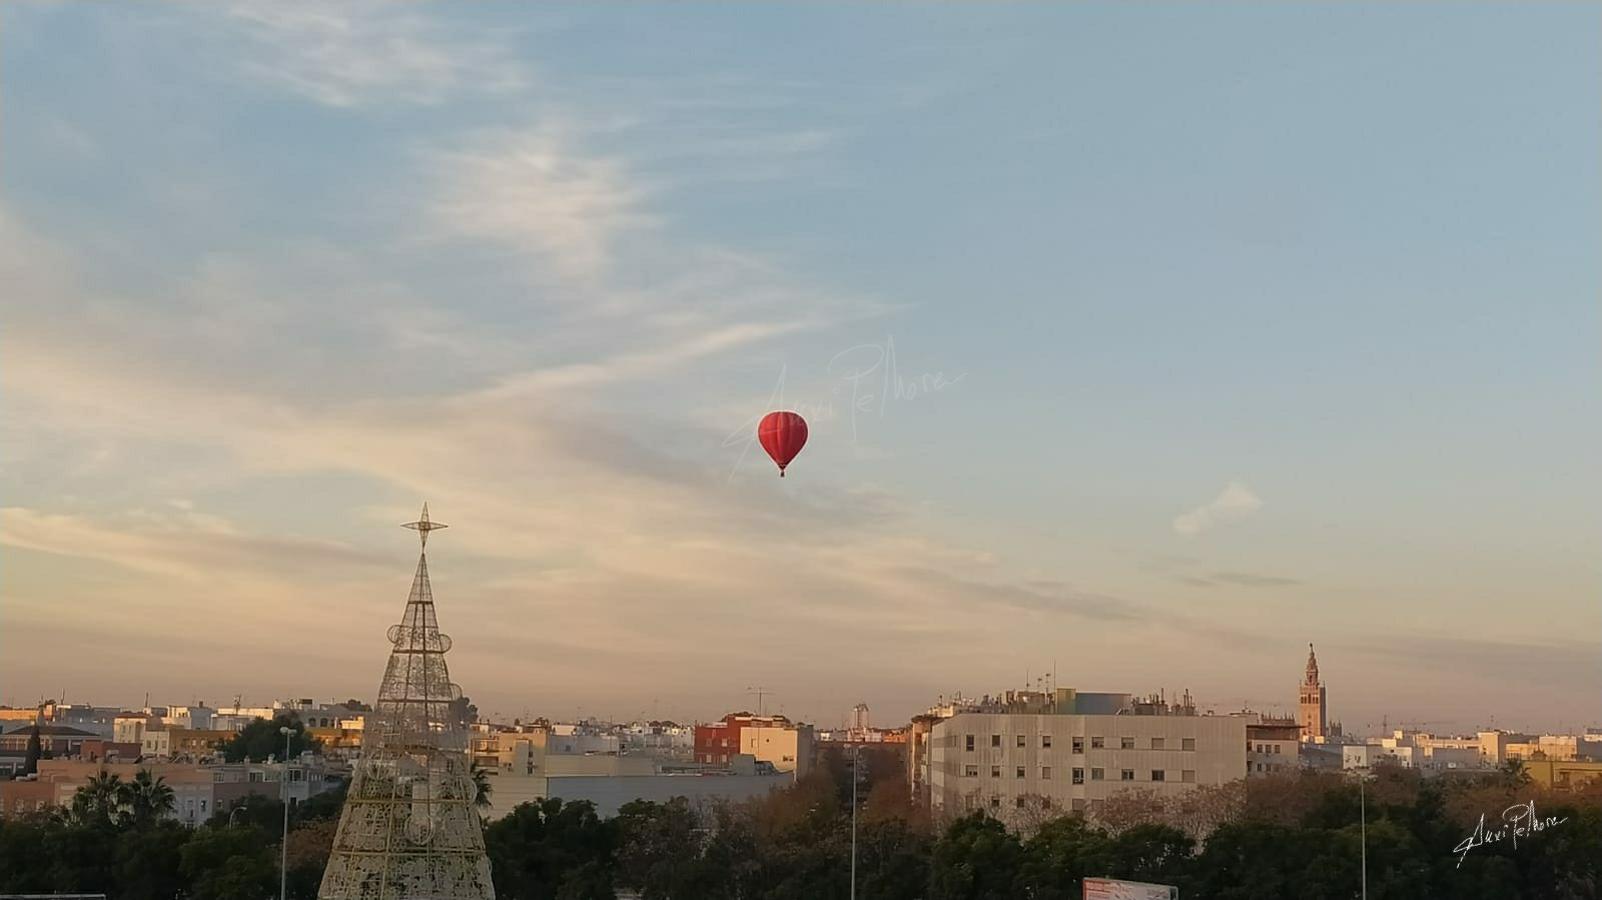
320,505,495,900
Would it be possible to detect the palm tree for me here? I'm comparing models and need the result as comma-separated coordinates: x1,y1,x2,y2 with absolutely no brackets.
126,768,176,826
471,766,493,818
1500,758,1531,788
71,771,127,826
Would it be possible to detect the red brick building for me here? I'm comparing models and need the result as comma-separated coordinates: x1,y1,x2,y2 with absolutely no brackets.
693,712,797,766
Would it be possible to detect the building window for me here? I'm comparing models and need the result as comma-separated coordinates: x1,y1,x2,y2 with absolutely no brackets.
1042,766,1052,780
1041,797,1051,809
1017,735,1027,748
1072,767,1084,784
1016,796,1027,808
1151,738,1165,750
1121,769,1135,781
1151,770,1165,782
1090,737,1104,749
1182,770,1196,783
991,734,1002,748
1072,798,1087,812
1072,737,1084,754
1091,767,1105,781
1120,737,1135,750
990,796,1000,809
1182,738,1195,751
1016,766,1025,779
966,735,975,752
1042,735,1052,749
965,765,979,777
991,766,1001,778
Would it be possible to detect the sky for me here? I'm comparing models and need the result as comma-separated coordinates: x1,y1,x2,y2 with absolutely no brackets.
1,2,1598,735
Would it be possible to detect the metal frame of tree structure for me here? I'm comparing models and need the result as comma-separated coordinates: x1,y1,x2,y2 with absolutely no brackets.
319,505,496,900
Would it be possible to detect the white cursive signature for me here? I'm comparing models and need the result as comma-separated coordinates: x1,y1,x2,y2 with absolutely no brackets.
1453,800,1568,868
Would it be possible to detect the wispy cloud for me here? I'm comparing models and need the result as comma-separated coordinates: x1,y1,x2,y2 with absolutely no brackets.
224,1,527,107
0,506,388,582
427,124,649,283
1173,481,1262,537
1182,571,1302,588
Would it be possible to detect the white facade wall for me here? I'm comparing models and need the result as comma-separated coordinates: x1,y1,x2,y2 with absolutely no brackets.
928,713,1246,827
113,716,151,745
1246,740,1298,776
1343,744,1416,769
142,729,173,759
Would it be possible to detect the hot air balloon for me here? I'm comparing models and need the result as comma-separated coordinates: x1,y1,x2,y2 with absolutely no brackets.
758,411,808,477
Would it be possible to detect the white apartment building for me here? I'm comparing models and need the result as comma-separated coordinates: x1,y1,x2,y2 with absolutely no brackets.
928,712,1246,828
619,722,694,760
113,713,156,745
1344,731,1500,775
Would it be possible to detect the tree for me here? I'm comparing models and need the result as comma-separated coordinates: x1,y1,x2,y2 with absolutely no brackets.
70,771,128,828
1188,820,1341,900
219,715,321,763
484,798,618,900
1499,758,1532,788
856,816,934,900
472,765,494,817
126,768,177,827
0,817,55,892
1016,815,1113,900
284,818,338,899
929,812,1022,900
451,695,480,728
295,779,349,824
114,821,190,899
21,727,41,777
1104,823,1192,886
181,824,278,900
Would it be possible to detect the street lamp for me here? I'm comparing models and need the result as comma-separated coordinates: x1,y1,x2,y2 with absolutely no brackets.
850,746,861,900
280,725,293,900
1353,764,1371,900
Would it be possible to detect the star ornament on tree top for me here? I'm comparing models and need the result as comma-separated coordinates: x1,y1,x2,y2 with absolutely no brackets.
402,503,448,548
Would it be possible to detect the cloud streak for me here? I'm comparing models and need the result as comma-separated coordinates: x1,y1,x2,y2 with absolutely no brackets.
427,124,649,283
224,1,527,107
1173,481,1262,537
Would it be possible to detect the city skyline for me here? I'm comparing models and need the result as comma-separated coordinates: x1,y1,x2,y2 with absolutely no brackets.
3,3,1599,737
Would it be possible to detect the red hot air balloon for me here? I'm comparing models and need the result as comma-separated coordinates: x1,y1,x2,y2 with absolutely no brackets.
758,411,808,477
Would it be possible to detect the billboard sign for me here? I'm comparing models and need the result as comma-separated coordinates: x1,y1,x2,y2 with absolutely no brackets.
1083,877,1179,900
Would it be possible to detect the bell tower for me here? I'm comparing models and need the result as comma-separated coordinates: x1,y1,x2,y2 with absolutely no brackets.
1298,643,1327,740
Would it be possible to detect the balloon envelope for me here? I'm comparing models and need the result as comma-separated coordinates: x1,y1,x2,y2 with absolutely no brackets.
758,411,808,476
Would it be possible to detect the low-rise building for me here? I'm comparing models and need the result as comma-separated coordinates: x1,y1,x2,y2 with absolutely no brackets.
140,727,234,761
695,713,814,777
618,721,694,761
0,757,345,826
1239,715,1301,777
0,724,103,776
1522,759,1602,791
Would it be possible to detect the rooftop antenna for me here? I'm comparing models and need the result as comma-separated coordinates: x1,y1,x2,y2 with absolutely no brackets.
746,686,772,717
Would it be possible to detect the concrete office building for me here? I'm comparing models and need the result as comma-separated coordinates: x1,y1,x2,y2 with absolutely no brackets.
927,710,1246,829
